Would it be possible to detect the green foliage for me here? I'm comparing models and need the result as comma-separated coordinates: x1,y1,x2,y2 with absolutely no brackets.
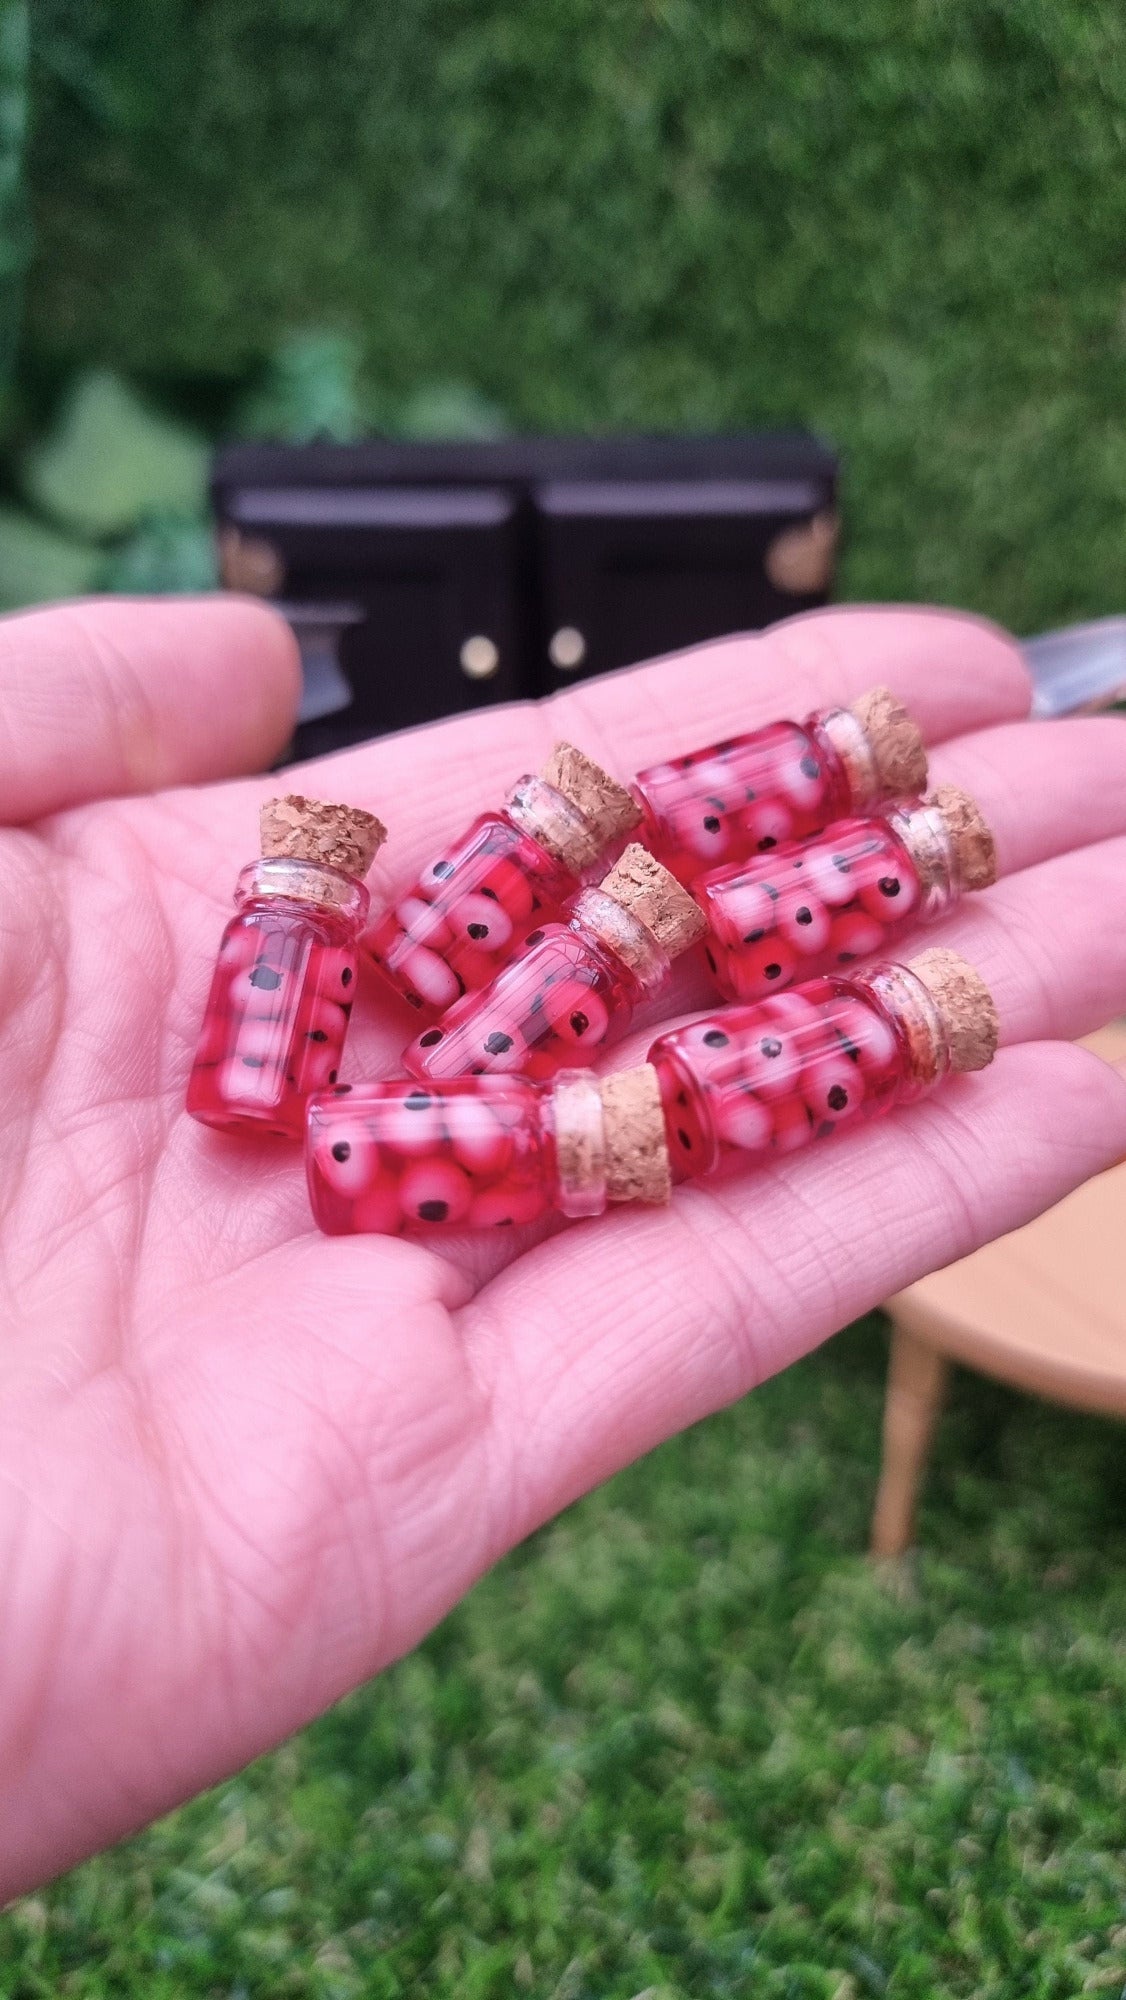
0,500,98,603
23,0,1126,632
0,366,214,608
22,368,208,537
236,331,371,444
98,511,217,593
2,1320,1125,1997
392,381,511,442
0,0,28,390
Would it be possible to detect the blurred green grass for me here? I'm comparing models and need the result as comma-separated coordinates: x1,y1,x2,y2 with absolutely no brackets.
3,7,1126,1990
10,0,1126,629
4,1320,1126,1997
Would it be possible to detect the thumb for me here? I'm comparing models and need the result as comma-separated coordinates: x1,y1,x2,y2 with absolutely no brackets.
0,595,301,820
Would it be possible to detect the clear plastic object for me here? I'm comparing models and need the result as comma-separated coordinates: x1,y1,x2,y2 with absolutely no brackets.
1024,619,1126,718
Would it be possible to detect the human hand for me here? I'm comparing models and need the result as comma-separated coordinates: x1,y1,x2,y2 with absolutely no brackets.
2,596,1125,1895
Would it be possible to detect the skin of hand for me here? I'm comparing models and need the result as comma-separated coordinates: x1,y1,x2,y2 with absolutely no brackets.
1,594,1126,1897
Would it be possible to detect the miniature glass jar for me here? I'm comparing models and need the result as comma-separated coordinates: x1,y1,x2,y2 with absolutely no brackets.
306,1069,652,1234
632,685,927,883
648,950,998,1180
365,742,640,1015
187,794,386,1139
305,951,998,1234
696,785,996,1003
402,844,707,1084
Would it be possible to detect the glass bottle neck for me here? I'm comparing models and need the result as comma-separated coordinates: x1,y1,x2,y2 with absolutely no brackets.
884,801,958,917
236,856,370,926
849,960,951,1096
505,774,599,875
570,886,671,997
548,1069,608,1218
816,707,881,812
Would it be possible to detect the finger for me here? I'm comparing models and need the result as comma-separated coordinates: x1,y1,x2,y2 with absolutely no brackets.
0,596,301,820
287,606,1030,884
929,716,1126,875
465,1041,1126,1546
915,834,1126,1047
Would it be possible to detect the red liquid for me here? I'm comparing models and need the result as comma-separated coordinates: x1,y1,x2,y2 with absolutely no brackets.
634,717,851,884
187,897,361,1138
649,976,913,1182
307,1077,558,1234
698,815,924,1003
366,811,576,1016
403,921,642,1084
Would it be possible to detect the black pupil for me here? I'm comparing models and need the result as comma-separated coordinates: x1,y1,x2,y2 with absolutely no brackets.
879,876,901,897
418,1200,448,1222
795,907,812,925
419,1029,442,1047
331,1141,351,1162
703,815,720,833
485,1031,513,1055
703,1029,728,1047
827,1085,848,1111
761,1037,782,1058
570,1012,589,1036
467,922,489,939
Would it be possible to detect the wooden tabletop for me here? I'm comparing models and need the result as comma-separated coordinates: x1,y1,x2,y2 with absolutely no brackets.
888,1021,1126,1419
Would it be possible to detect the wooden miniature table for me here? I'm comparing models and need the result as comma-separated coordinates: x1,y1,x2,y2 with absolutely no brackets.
870,1021,1126,1557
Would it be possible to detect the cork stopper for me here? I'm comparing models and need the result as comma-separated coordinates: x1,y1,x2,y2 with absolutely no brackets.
599,1065,671,1205
259,795,386,878
908,948,999,1072
928,784,998,891
850,687,928,800
598,844,708,959
541,741,642,851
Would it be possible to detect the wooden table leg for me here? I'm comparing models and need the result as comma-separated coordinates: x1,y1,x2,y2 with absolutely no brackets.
869,1323,949,1557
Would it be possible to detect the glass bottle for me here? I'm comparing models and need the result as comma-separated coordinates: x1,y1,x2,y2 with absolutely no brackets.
696,784,996,1003
648,949,998,1180
365,741,640,1014
402,844,707,1084
187,794,386,1138
305,1068,658,1234
305,951,998,1234
632,685,927,883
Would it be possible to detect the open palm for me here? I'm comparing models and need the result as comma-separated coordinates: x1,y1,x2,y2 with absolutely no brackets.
2,594,1126,1896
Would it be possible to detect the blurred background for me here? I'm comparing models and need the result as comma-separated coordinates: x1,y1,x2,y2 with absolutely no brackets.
3,4,1126,1994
